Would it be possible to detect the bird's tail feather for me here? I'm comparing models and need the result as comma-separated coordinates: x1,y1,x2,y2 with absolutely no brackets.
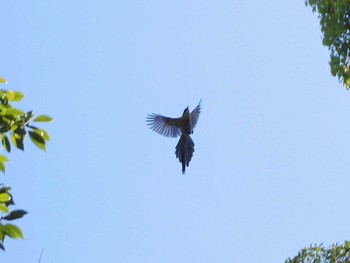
175,135,195,174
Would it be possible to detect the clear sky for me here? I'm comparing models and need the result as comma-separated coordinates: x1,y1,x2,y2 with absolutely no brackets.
1,1,350,262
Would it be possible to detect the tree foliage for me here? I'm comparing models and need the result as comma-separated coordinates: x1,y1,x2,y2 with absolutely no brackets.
0,77,52,250
285,241,350,263
305,0,350,88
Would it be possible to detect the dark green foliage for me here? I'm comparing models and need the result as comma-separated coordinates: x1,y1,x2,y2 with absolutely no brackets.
305,0,350,88
2,210,28,221
0,186,25,250
0,78,52,250
0,89,52,169
285,241,350,263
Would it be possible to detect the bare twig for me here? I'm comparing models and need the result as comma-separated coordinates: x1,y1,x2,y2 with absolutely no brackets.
38,247,44,263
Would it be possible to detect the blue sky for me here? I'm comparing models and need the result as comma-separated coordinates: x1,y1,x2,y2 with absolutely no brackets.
2,1,350,262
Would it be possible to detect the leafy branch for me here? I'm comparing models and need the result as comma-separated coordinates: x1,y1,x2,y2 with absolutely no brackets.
0,77,52,250
305,0,350,88
285,241,350,263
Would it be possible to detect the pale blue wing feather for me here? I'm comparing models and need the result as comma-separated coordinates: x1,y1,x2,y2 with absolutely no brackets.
146,114,181,138
190,100,201,130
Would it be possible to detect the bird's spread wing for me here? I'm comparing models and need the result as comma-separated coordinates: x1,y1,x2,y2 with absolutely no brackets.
146,114,181,138
190,100,201,130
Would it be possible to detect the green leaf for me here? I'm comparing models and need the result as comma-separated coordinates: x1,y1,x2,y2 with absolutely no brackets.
4,193,14,206
11,134,25,151
3,107,25,117
33,115,53,122
1,224,24,239
0,186,10,194
12,127,26,136
29,128,50,141
0,193,10,202
1,135,10,153
3,210,28,221
0,155,9,163
0,78,7,85
41,129,51,141
0,152,9,172
0,227,5,242
24,111,33,123
28,131,45,143
6,91,24,102
27,125,39,130
28,131,46,151
0,204,9,213
0,161,6,174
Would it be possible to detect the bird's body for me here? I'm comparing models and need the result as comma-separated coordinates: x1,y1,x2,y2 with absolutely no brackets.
147,101,201,174
175,134,194,173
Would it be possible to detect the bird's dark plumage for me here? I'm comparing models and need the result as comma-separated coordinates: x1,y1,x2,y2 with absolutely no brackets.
147,100,201,174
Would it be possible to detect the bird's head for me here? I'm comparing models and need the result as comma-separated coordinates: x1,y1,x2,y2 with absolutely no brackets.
181,107,191,124
183,106,189,114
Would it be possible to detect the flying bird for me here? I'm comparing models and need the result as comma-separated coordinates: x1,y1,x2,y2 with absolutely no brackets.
146,100,201,174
